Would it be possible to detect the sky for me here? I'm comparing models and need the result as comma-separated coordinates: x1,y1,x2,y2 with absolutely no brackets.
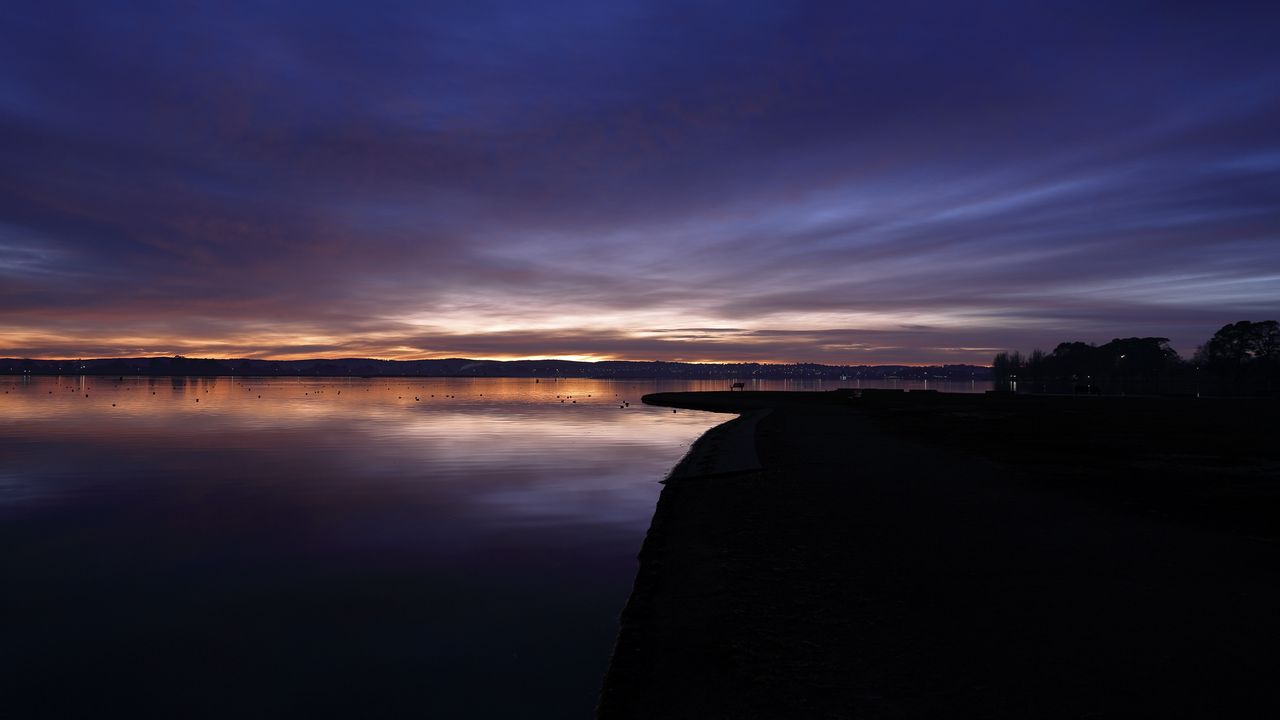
2,1,1278,364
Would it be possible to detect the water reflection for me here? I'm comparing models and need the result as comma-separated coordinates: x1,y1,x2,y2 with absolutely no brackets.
0,375,990,717
3,377,734,718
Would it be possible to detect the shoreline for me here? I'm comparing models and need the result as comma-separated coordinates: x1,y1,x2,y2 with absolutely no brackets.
665,409,769,480
598,390,1280,718
599,405,766,715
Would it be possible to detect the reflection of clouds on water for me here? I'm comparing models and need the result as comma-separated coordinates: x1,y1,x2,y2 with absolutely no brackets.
0,377,723,538
0,374,995,528
2,380,720,717
463,454,688,529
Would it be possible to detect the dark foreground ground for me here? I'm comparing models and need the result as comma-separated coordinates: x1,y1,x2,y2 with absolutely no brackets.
599,390,1280,718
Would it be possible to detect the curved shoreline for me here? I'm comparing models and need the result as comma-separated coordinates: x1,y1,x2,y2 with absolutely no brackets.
664,409,769,480
598,401,768,716
599,390,1280,718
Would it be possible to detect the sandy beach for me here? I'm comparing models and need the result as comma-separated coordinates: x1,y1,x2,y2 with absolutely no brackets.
599,390,1280,718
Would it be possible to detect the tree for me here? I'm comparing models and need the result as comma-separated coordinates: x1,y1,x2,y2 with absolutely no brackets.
1026,348,1046,378
1100,337,1180,381
992,352,1011,379
1203,321,1280,368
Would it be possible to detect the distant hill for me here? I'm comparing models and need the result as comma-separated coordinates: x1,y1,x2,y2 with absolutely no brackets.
0,356,992,381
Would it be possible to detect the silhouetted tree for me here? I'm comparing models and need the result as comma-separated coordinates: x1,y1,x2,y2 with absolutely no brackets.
1195,321,1280,395
994,337,1181,390
1201,321,1280,368
993,352,1011,378
992,351,1027,380
1102,337,1181,382
994,322,1280,395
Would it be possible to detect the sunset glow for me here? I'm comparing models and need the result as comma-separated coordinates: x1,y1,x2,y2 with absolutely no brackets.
3,2,1278,363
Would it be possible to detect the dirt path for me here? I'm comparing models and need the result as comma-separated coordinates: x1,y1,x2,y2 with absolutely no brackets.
599,395,1280,718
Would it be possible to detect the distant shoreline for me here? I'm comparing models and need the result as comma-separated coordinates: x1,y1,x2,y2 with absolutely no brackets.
0,357,993,382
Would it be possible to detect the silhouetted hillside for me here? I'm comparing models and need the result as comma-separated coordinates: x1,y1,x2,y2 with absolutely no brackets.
0,356,993,381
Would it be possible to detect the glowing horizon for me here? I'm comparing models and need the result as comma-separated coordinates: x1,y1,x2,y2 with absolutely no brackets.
3,3,1278,364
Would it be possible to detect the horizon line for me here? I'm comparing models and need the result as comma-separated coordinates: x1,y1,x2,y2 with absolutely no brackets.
3,354,993,368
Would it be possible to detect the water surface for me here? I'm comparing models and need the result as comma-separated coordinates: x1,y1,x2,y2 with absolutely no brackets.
2,377,731,717
0,375,988,717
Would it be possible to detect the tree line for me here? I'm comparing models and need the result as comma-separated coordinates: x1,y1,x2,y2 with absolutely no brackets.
992,320,1279,395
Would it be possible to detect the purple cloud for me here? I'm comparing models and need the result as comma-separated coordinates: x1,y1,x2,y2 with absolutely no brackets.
2,1,1278,363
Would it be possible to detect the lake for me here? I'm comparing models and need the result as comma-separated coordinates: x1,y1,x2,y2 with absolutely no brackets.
0,375,989,717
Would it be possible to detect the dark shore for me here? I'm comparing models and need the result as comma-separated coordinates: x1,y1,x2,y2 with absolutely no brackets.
599,390,1280,718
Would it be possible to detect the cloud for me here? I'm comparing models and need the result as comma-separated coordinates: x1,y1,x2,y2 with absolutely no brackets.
2,1,1279,363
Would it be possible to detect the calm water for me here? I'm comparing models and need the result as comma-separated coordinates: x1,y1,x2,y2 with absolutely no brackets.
0,375,989,717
